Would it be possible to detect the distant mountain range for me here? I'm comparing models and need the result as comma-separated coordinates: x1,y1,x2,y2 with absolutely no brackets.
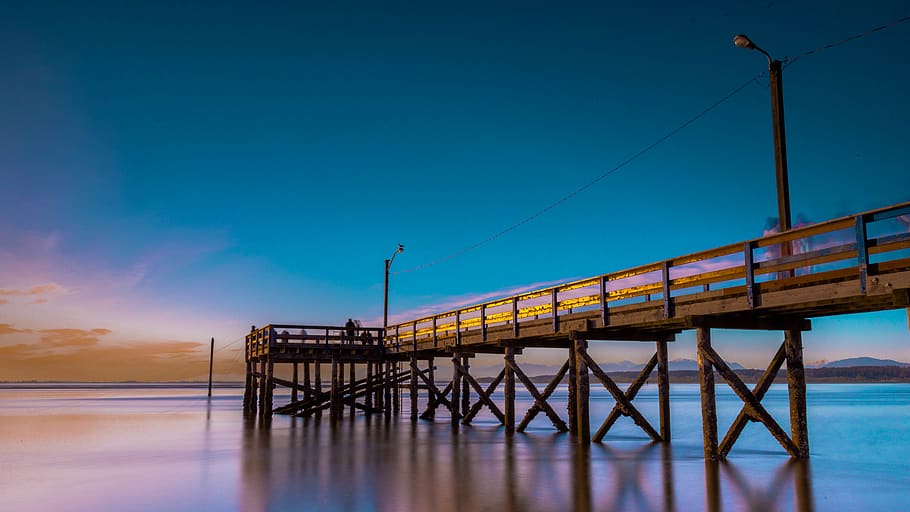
812,357,910,369
470,357,908,379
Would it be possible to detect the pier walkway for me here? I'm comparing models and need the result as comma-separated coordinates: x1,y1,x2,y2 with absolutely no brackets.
244,200,910,460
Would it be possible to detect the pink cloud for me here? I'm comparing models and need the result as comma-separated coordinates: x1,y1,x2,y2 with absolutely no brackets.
0,282,69,297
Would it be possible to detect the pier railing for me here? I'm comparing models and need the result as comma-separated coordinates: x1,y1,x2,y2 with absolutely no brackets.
384,201,910,350
246,324,385,360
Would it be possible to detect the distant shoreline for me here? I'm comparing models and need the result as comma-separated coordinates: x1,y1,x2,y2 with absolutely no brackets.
2,366,909,388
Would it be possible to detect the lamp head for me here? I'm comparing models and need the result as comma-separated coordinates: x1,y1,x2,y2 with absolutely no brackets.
397,244,404,253
733,34,755,50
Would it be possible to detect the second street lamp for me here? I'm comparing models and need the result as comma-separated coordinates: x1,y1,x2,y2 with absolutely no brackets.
734,33,792,233
383,243,405,337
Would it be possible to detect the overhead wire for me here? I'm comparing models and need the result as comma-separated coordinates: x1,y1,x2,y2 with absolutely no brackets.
393,14,910,275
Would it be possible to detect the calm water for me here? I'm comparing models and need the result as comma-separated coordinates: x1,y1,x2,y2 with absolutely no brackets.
1,383,908,511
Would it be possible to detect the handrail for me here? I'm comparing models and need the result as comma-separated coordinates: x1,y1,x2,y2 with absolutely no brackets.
384,200,910,348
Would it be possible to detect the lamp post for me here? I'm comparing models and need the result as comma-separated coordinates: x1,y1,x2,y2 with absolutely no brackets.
734,34,792,232
383,243,405,333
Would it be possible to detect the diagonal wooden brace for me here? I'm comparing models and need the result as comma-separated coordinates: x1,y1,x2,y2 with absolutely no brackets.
453,358,505,424
415,366,455,417
701,344,800,457
507,359,569,432
593,353,658,442
463,368,505,424
719,342,787,458
579,350,662,442
518,359,569,432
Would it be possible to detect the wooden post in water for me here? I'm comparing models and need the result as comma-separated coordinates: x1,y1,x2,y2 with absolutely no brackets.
393,361,400,415
567,346,577,434
330,357,340,420
258,359,267,419
265,359,274,417
504,346,516,435
366,361,374,412
243,360,254,412
384,360,392,417
426,356,436,420
291,363,299,403
697,327,718,460
409,355,418,422
451,353,461,426
315,362,322,417
785,329,809,458
656,340,671,441
574,337,590,444
461,355,470,417
349,362,356,416
207,337,214,398
303,361,311,401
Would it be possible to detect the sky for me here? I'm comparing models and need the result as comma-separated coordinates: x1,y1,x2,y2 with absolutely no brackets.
1,1,909,380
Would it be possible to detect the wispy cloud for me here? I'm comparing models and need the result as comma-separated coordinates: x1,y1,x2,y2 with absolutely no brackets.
0,282,69,297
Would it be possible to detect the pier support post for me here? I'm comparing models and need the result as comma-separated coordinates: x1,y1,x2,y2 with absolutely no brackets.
292,363,299,403
330,356,340,420
384,360,392,417
451,353,462,426
567,345,577,434
315,362,322,417
504,346,516,436
243,361,254,413
366,361,374,412
349,362,356,416
258,359,267,418
393,361,400,415
697,327,719,460
425,357,436,420
785,329,809,458
461,355,470,417
410,355,419,422
265,359,274,416
303,361,311,401
657,339,671,441
574,337,590,444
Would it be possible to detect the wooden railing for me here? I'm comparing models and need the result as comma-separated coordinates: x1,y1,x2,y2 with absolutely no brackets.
245,324,385,360
384,201,910,350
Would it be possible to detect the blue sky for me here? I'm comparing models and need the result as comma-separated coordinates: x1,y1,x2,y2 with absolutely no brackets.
1,1,908,378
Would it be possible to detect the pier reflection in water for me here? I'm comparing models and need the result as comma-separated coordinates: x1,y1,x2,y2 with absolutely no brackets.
239,414,814,512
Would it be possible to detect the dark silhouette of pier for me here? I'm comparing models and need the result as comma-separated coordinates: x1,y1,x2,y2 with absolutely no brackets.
244,200,910,460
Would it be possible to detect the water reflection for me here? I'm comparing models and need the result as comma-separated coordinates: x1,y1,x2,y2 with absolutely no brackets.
237,417,814,511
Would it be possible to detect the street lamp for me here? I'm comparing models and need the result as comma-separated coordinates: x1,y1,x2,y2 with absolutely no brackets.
734,33,792,232
383,243,405,333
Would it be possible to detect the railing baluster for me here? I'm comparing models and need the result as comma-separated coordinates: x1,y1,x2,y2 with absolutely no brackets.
600,275,608,327
413,320,417,349
745,241,756,308
662,261,672,319
512,297,519,337
552,288,559,332
481,304,487,341
456,310,462,346
856,214,869,294
432,316,438,348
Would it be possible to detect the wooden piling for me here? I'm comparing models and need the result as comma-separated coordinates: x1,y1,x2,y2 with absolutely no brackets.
426,356,436,420
258,359,267,418
303,361,311,401
292,363,299,403
243,361,254,412
410,355,418,422
265,359,274,417
567,346,577,434
393,361,400,415
384,360,392,417
574,337,590,444
697,327,718,460
314,362,322,417
656,340,671,441
451,353,461,426
785,329,809,458
330,357,340,420
349,362,356,416
461,355,470,416
504,346,516,435
366,361,374,411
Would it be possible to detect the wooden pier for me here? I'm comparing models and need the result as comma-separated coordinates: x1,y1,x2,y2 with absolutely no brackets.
244,201,910,460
